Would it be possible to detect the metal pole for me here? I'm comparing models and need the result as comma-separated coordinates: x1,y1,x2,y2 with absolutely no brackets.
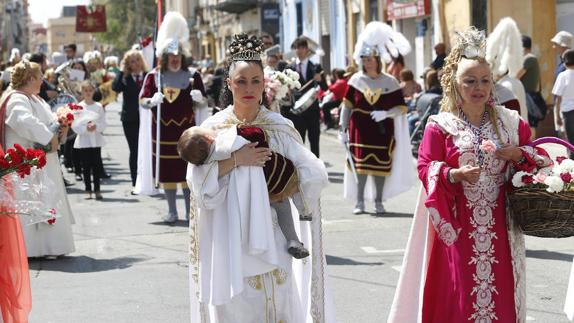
154,70,161,188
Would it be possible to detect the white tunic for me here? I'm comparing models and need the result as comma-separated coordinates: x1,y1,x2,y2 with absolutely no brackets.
4,93,75,257
187,106,335,323
72,101,107,148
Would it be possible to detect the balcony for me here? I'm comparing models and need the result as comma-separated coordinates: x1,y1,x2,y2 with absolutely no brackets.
214,0,258,14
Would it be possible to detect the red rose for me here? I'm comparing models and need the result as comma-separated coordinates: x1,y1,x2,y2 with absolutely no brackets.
47,217,56,225
66,113,74,121
36,154,47,168
557,156,568,164
560,173,573,183
6,148,22,165
16,164,31,178
13,144,26,156
0,155,10,169
48,208,57,215
521,174,534,184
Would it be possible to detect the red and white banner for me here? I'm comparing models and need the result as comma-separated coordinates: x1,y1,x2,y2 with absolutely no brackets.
76,5,107,33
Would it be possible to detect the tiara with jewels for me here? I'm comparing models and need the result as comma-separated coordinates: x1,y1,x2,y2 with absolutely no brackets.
228,33,263,61
231,50,261,61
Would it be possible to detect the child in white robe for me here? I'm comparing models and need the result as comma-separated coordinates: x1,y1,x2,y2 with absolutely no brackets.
178,125,310,259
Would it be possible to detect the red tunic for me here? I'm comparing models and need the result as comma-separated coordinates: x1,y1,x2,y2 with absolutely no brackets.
344,84,406,176
140,70,205,187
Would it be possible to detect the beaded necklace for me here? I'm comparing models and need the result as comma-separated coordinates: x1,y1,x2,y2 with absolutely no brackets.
459,107,488,167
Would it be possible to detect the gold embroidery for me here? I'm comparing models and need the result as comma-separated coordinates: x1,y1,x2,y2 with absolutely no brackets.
343,97,354,108
152,139,180,145
160,182,188,189
352,153,392,165
266,154,278,186
157,117,191,127
350,143,390,149
363,87,382,105
163,87,181,103
273,269,287,285
247,275,263,290
152,152,184,160
268,157,287,193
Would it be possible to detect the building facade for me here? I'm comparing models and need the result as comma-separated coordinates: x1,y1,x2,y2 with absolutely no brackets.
1,0,30,62
46,6,92,56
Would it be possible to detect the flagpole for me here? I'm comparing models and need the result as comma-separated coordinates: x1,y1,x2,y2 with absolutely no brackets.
154,0,163,189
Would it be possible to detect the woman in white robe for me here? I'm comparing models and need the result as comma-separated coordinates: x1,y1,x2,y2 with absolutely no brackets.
187,33,334,323
1,61,75,258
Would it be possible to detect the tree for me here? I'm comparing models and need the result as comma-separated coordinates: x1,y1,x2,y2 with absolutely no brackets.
92,0,159,55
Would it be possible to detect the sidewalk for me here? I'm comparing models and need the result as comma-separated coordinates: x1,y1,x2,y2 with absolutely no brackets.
28,102,190,323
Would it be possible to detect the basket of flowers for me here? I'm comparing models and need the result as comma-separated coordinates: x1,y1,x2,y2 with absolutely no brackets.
508,137,574,238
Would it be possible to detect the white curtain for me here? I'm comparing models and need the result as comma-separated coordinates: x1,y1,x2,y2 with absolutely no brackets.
330,0,347,68
281,0,298,53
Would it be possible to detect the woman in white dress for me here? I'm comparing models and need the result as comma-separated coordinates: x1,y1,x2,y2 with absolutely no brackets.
187,34,334,322
1,60,75,258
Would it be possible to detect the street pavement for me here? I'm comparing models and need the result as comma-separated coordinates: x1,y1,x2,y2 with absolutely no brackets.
27,103,574,323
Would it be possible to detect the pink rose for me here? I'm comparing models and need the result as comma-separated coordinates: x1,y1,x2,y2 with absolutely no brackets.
533,172,547,184
480,140,497,154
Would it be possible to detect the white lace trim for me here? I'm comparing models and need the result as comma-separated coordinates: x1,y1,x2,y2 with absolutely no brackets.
427,161,461,246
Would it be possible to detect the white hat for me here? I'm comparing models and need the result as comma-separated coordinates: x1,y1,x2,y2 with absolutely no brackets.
155,11,190,57
551,31,574,48
9,48,20,63
486,17,523,77
352,21,411,64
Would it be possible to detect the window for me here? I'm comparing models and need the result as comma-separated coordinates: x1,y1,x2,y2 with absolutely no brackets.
296,2,303,37
471,0,487,32
369,0,379,21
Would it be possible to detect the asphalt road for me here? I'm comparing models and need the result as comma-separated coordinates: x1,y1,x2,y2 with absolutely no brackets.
26,103,574,323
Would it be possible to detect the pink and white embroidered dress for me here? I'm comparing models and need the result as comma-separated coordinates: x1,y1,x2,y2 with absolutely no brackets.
388,106,551,323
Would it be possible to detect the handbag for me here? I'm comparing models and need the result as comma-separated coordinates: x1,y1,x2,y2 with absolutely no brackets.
525,74,548,121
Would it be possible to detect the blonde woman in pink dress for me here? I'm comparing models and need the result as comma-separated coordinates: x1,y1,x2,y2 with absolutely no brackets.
388,28,552,323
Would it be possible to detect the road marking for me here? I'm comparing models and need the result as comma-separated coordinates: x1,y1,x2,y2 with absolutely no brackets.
361,246,405,254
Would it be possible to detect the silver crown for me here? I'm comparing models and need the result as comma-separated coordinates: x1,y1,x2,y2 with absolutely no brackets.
231,50,262,61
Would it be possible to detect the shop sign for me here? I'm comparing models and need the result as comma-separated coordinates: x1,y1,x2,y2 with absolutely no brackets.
387,0,431,20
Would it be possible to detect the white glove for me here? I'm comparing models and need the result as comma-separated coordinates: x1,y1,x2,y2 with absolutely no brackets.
385,106,403,119
190,89,204,103
149,92,165,106
370,110,388,122
338,130,349,145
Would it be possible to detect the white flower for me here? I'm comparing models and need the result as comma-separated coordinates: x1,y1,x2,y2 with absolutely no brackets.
544,176,565,193
558,159,574,173
512,171,531,188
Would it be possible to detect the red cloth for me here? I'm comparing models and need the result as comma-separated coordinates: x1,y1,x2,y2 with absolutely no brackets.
328,79,348,101
76,5,107,33
501,98,521,114
0,146,32,323
417,119,544,322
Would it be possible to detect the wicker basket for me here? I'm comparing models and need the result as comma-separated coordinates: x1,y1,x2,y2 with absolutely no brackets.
508,137,574,238
509,188,574,238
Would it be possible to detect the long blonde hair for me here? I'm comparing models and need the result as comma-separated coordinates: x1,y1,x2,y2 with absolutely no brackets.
120,49,148,75
439,27,501,141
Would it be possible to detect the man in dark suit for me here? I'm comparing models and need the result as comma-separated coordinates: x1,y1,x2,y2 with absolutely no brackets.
281,37,327,157
112,52,147,192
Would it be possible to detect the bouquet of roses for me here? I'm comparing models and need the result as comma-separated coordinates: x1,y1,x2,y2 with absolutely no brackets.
511,156,574,193
0,144,47,178
265,69,301,112
55,103,83,127
0,144,59,225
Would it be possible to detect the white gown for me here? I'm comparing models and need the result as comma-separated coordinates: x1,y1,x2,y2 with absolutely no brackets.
187,106,335,323
4,93,75,257
566,258,574,321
